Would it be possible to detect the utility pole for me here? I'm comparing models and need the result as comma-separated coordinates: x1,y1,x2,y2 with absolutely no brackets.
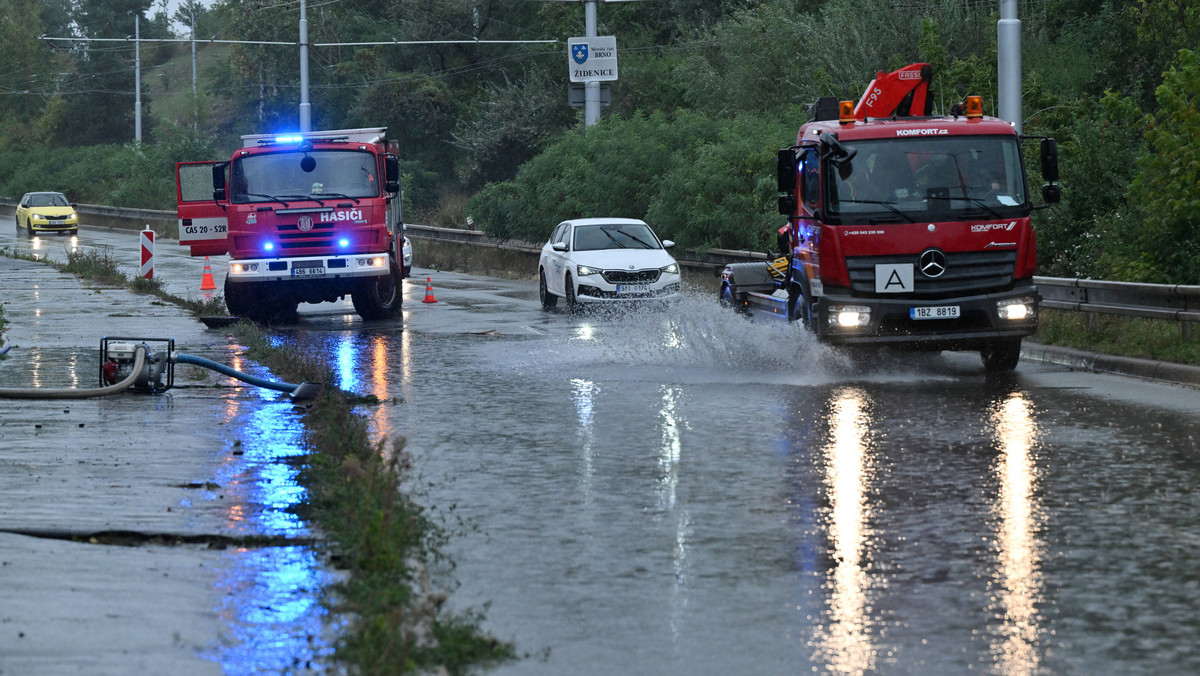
998,0,1021,133
135,14,142,142
191,3,198,131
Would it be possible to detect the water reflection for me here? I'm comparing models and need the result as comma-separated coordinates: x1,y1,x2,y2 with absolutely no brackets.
206,352,333,671
657,385,691,640
988,392,1045,674
571,378,597,502
329,331,401,443
812,386,878,675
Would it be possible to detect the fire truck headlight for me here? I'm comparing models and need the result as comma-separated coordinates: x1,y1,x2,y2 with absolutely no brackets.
997,297,1035,321
829,305,871,328
232,263,259,274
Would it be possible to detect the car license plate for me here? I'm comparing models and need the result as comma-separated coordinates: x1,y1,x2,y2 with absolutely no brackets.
910,305,960,320
291,266,326,278
616,284,650,295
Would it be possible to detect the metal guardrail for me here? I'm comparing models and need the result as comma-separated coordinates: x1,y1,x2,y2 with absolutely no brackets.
5,203,1196,330
1034,276,1200,325
408,225,1200,330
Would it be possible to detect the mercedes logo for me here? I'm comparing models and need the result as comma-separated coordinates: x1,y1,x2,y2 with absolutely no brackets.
918,248,947,278
297,216,313,232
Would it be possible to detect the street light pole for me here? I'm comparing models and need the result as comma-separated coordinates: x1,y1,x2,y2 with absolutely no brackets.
299,0,311,132
998,0,1022,133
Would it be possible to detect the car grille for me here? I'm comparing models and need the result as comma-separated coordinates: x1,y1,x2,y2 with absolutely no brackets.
846,250,1017,298
601,269,661,284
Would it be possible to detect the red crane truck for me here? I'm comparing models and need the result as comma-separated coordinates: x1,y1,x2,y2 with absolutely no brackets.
175,127,405,323
720,64,1061,371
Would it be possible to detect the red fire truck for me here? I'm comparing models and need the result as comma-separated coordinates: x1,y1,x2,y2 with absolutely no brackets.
175,127,405,323
720,64,1061,371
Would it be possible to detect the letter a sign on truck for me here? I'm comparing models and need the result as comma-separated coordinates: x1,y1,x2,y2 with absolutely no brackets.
568,36,618,83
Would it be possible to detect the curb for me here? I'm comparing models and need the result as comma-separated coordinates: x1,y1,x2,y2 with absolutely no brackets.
1023,341,1200,388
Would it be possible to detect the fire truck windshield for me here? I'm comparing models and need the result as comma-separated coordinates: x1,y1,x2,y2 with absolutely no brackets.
827,135,1026,222
231,149,379,204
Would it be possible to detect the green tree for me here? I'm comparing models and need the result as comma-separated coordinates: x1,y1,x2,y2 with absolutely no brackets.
1130,49,1200,283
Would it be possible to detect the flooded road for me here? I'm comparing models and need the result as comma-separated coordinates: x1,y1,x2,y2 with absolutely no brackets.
285,276,1200,675
8,220,1198,673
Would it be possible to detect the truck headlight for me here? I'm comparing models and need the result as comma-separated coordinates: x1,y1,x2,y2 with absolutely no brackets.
829,305,871,328
997,297,1036,321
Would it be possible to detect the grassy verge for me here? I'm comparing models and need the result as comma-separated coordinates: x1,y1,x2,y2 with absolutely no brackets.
1033,308,1200,367
230,323,515,674
1,245,515,673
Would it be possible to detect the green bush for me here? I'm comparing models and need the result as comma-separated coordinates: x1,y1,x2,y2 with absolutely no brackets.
467,109,804,251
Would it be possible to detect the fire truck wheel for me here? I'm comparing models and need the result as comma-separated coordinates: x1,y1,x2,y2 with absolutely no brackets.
224,277,254,317
539,269,558,310
980,338,1022,372
352,259,402,320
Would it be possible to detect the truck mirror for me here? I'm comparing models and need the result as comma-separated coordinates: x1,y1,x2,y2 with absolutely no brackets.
212,162,227,202
385,155,400,183
778,195,797,215
1040,138,1058,183
1042,183,1061,204
777,149,797,193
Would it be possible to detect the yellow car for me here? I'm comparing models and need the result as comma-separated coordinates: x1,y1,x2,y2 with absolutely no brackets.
15,191,79,236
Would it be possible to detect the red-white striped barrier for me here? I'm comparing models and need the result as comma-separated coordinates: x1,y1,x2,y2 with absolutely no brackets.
140,226,155,279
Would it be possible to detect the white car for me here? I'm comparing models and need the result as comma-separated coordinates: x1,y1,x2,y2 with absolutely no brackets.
401,231,412,279
538,218,682,309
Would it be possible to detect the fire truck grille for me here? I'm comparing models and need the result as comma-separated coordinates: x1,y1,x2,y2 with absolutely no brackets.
601,269,661,284
846,250,1017,298
277,222,335,250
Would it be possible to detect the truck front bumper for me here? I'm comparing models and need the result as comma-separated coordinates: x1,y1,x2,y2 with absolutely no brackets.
815,285,1040,349
226,253,392,282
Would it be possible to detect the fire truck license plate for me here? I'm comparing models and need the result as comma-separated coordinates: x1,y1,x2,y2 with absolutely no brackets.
291,266,326,278
616,284,650,295
910,305,960,320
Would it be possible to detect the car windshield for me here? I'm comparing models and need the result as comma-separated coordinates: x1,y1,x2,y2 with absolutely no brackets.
231,149,379,203
29,194,69,208
573,223,661,251
827,135,1027,223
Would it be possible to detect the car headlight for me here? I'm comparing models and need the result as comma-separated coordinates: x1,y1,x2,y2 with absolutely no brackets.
576,265,602,276
660,262,679,275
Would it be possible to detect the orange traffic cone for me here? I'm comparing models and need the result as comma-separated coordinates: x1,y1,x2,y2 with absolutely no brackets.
200,257,217,291
422,276,438,303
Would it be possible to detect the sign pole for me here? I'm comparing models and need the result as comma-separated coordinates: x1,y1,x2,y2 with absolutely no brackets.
584,0,599,127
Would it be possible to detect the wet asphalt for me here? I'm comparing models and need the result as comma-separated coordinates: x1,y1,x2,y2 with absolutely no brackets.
0,255,331,674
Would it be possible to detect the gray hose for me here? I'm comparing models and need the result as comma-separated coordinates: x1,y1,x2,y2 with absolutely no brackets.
0,335,10,357
0,346,146,400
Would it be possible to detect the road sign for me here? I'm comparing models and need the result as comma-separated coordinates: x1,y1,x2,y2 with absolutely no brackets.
568,83,611,107
568,36,617,83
